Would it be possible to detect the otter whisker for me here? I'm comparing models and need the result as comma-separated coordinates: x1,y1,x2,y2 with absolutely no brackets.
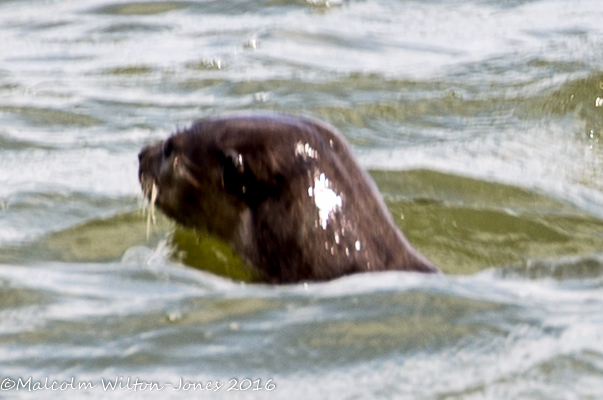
146,182,158,240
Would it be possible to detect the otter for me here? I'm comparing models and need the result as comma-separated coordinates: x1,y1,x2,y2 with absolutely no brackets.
138,113,439,283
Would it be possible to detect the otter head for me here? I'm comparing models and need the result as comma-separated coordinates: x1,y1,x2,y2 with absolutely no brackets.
138,119,278,241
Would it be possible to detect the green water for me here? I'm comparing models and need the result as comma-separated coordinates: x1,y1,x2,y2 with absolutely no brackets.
5,169,603,280
2,0,603,398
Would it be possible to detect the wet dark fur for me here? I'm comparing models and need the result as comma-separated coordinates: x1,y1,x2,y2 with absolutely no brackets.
138,113,439,283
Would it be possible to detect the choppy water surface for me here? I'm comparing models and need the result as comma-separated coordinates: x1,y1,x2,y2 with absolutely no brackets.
1,0,603,398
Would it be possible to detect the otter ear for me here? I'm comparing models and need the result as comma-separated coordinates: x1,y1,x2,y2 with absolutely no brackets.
221,149,247,196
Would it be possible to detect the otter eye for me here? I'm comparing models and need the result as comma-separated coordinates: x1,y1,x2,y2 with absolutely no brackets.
162,139,174,159
222,150,247,197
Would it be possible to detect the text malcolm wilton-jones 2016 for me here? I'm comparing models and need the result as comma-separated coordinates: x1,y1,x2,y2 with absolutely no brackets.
1,376,277,392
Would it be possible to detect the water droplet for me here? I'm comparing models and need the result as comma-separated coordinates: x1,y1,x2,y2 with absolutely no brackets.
254,92,267,102
312,172,342,229
167,311,182,322
295,141,317,159
244,38,257,49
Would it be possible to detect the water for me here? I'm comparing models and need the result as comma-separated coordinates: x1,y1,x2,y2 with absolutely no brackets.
1,0,603,398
